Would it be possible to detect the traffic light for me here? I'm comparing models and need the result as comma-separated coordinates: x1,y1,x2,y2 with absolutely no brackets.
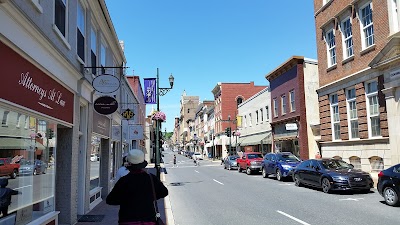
225,127,231,137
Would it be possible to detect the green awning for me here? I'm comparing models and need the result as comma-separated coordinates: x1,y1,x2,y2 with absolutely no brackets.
239,132,272,146
0,138,45,150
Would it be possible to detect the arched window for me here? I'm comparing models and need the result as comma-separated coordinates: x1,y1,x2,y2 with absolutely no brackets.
369,156,384,171
236,97,243,107
349,156,361,170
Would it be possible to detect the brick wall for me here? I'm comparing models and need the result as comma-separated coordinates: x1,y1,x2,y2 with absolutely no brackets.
314,0,390,87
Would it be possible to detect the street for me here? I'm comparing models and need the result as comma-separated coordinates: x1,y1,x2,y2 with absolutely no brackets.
162,150,399,225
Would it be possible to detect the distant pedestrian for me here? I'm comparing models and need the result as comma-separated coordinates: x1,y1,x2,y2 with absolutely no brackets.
0,178,21,217
106,149,168,225
173,155,177,167
115,153,130,183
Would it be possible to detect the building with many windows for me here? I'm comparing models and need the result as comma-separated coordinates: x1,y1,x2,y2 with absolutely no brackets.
314,0,396,177
266,56,319,160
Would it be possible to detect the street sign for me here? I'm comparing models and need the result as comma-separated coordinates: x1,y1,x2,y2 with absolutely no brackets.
285,123,298,131
94,96,118,115
122,108,135,120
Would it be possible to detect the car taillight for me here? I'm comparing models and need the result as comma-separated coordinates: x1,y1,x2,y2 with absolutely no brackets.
378,171,384,178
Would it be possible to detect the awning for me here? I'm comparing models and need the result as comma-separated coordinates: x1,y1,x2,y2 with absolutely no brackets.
274,135,297,141
239,133,272,146
0,138,45,150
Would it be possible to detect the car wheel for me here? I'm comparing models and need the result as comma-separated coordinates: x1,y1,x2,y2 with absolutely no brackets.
294,174,302,187
321,178,331,193
276,169,282,181
262,168,268,178
33,169,37,176
246,167,252,175
384,187,400,206
10,169,17,179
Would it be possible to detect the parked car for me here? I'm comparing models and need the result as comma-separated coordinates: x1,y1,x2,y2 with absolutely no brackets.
377,163,400,206
0,157,20,179
261,152,301,181
292,158,373,194
223,155,239,170
237,152,263,175
192,152,203,160
19,159,47,176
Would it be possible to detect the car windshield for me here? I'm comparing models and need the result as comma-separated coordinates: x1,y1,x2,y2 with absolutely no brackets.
19,159,33,165
321,159,352,170
277,154,300,162
247,154,262,159
229,156,238,160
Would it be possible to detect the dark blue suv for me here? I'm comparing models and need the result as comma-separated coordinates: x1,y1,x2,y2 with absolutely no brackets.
261,152,301,181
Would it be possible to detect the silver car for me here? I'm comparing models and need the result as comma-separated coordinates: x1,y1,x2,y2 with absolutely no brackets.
223,155,239,170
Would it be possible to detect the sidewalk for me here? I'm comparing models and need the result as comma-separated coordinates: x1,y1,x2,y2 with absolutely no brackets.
76,164,174,225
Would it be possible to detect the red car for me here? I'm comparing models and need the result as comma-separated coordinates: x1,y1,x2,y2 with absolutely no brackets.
237,152,263,175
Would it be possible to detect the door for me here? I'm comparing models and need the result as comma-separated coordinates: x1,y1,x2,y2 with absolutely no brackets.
267,154,277,174
309,160,323,186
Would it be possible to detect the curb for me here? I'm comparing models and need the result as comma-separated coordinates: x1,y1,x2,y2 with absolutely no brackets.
160,167,175,225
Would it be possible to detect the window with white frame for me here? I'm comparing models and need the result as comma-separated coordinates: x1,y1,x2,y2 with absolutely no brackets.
370,156,384,171
326,29,336,67
289,90,295,112
330,94,340,140
366,80,380,137
91,27,97,75
346,88,359,139
54,0,67,36
265,106,269,121
2,111,9,127
341,17,354,59
349,156,362,170
273,98,278,117
260,108,263,122
360,2,374,49
77,1,85,61
281,95,287,115
24,116,29,129
256,110,259,124
390,0,399,33
249,113,252,126
16,113,21,128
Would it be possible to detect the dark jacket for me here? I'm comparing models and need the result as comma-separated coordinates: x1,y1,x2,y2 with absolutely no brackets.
106,171,168,223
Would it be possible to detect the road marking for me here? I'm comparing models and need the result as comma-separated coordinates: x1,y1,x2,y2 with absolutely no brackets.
213,179,224,185
15,185,32,190
277,210,311,225
195,170,199,173
339,198,364,201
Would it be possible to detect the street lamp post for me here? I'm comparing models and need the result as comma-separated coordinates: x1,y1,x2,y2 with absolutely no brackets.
155,68,174,179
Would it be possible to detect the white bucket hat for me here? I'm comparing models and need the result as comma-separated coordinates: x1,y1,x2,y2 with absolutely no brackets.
126,149,148,169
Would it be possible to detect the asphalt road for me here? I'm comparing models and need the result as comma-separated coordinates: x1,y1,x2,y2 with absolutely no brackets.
163,150,399,225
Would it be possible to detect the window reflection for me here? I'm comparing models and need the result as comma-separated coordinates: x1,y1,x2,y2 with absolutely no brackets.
0,107,56,220
90,135,101,190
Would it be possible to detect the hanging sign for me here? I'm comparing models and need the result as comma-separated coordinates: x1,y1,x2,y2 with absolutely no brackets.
122,108,135,120
285,123,298,131
92,74,120,93
144,78,156,104
94,96,118,115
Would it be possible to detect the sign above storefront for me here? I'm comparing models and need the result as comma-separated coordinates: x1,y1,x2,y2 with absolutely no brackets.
285,123,298,131
390,68,400,80
94,96,118,115
93,111,110,137
0,41,74,124
92,74,120,93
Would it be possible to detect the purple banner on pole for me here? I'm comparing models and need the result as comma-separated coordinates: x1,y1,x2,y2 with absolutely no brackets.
144,78,156,104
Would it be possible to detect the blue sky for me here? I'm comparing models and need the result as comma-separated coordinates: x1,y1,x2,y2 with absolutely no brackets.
105,0,317,132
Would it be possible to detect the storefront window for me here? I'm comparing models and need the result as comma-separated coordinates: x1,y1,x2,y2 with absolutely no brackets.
90,135,101,190
0,107,56,221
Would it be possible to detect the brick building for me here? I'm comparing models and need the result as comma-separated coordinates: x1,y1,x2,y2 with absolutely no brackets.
266,56,319,160
211,82,267,159
314,0,399,176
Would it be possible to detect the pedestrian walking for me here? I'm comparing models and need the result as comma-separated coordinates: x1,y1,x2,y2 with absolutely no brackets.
106,149,168,225
115,153,130,183
0,178,21,217
173,155,177,167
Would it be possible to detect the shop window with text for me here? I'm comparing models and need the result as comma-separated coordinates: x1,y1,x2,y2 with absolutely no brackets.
273,98,278,117
281,95,286,115
346,88,359,139
91,28,97,75
360,2,374,49
54,0,67,36
77,1,85,61
289,90,295,112
341,17,354,59
325,29,336,67
366,80,380,137
330,94,340,140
